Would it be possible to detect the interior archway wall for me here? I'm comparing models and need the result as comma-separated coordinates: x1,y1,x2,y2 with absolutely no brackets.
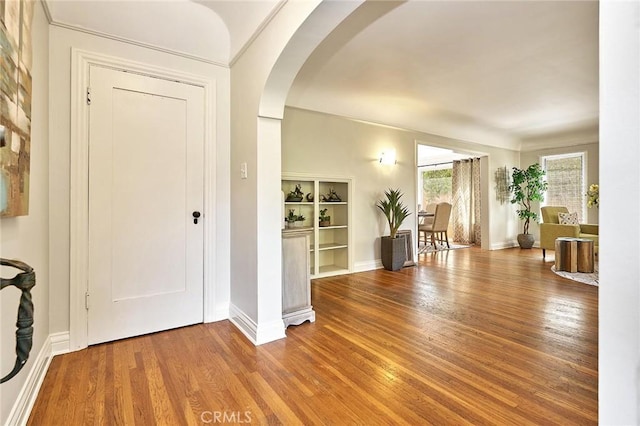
231,0,514,345
229,0,365,344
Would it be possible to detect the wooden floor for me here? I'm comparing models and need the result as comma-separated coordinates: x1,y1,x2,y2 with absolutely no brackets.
28,247,598,425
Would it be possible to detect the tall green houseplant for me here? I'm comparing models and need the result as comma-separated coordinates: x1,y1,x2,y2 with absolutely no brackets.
509,163,548,248
377,188,411,239
377,188,411,270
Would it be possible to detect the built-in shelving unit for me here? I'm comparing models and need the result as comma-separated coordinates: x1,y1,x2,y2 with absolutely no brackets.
282,174,353,278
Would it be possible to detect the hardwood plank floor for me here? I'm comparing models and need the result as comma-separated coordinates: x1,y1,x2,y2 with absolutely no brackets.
28,247,597,425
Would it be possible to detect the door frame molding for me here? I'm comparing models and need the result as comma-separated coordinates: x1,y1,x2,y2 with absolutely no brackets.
69,48,216,350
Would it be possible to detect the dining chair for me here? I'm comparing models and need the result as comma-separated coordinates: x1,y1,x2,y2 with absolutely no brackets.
417,203,437,245
418,202,452,249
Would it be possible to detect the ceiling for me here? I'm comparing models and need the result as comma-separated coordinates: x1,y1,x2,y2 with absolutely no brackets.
417,145,471,168
44,0,599,152
45,0,281,63
287,1,599,151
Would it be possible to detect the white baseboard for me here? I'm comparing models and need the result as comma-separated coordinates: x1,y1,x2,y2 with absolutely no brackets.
255,319,287,345
228,303,257,343
214,304,230,322
490,241,520,250
203,303,230,323
5,332,69,426
50,332,70,356
354,260,382,272
202,302,229,324
228,304,286,346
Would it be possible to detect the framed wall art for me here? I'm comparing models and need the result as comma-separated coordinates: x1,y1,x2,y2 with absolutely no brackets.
397,229,416,267
1,0,34,217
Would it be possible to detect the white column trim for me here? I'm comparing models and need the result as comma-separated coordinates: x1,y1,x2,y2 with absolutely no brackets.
229,304,286,346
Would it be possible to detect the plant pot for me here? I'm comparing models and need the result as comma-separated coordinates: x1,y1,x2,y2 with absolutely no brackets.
319,220,331,227
517,233,535,249
381,236,406,271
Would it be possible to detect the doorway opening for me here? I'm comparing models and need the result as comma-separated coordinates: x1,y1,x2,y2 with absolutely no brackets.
417,144,482,252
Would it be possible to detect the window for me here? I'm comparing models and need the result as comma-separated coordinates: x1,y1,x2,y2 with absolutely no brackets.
420,167,452,207
541,153,586,222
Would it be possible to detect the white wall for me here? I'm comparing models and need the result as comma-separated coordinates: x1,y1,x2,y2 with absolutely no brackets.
418,140,520,251
282,108,416,270
281,107,521,265
599,1,640,424
1,2,49,423
47,26,231,335
229,0,354,343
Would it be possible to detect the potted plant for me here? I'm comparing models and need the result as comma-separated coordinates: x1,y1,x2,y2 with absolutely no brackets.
509,163,548,248
376,188,411,271
285,209,305,228
319,208,331,227
286,184,304,202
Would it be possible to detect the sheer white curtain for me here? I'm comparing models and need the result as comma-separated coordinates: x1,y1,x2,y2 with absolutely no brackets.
452,158,481,245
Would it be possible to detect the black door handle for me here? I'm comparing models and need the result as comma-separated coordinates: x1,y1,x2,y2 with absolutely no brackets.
192,211,201,224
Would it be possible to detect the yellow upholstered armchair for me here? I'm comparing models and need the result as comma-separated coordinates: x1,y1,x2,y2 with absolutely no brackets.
539,206,599,259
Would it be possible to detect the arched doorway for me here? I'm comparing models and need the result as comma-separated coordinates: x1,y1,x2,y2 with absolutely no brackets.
230,0,407,344
229,0,365,344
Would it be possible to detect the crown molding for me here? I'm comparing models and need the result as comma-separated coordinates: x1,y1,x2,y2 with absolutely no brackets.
41,0,53,23
229,0,288,67
519,125,599,152
41,0,228,68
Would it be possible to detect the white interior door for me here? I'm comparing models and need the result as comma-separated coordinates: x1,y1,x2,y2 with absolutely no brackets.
87,65,204,345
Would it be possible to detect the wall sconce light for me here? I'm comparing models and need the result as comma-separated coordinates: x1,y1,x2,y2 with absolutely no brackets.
379,149,397,165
